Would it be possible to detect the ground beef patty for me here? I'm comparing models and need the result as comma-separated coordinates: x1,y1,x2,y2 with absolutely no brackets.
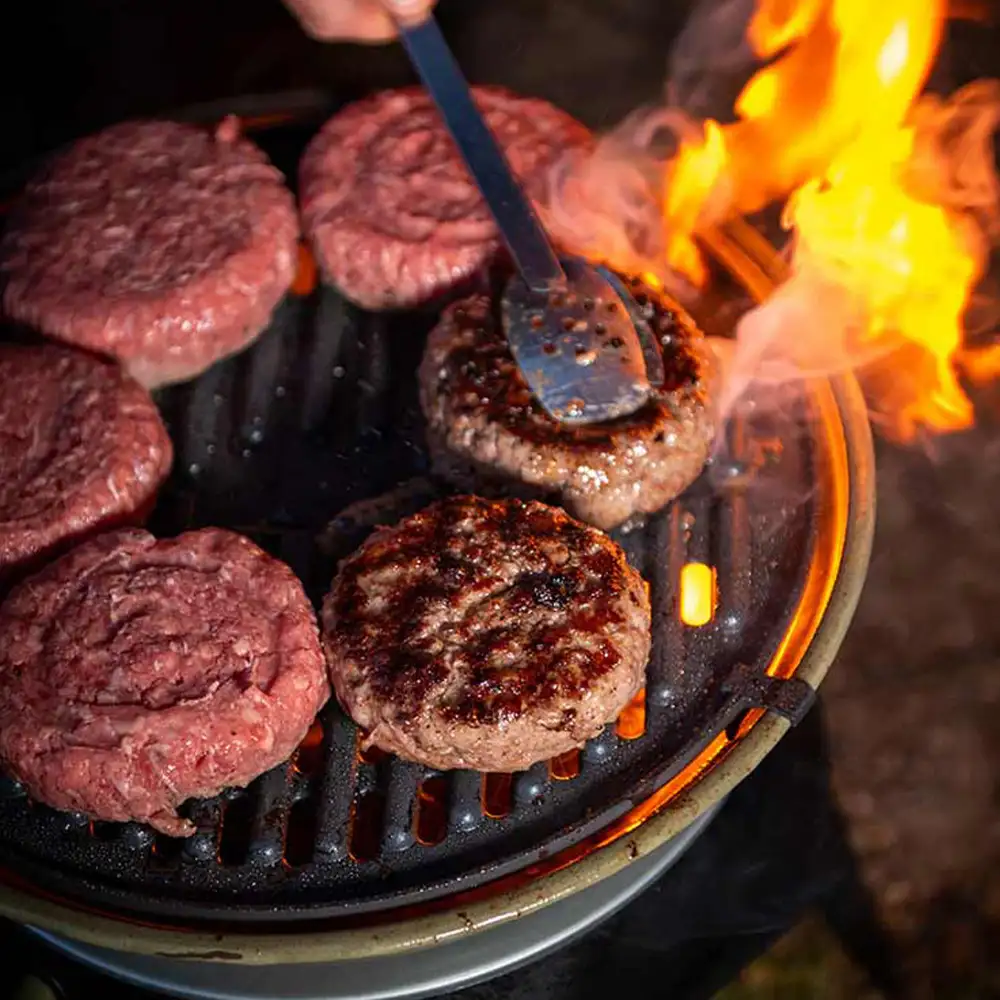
299,86,590,310
0,118,299,388
419,281,719,531
322,495,650,772
0,528,329,836
0,343,172,580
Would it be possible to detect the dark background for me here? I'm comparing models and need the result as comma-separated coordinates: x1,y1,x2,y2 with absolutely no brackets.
5,0,999,177
4,0,693,179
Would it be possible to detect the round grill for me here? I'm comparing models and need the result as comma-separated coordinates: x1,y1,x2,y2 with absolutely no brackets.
0,105,874,962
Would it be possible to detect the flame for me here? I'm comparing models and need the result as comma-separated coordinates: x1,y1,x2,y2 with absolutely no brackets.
657,0,1000,438
544,0,1000,441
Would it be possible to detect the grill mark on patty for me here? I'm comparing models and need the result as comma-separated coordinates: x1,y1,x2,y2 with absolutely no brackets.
438,287,708,450
326,496,637,727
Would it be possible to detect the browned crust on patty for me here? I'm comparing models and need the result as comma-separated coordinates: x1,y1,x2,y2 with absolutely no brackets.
0,119,299,387
0,528,330,836
418,281,718,530
0,343,173,578
322,495,651,772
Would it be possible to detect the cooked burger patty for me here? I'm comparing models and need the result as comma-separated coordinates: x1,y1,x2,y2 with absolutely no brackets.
0,118,299,388
0,528,329,836
299,86,590,310
0,343,172,579
322,495,650,772
419,281,718,531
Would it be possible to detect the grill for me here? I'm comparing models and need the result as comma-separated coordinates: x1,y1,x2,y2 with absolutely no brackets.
0,105,874,962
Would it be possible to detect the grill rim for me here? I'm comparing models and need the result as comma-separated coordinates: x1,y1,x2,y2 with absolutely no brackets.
0,215,876,963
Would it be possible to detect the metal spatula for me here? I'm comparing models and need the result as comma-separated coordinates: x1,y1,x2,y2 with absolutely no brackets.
390,11,663,424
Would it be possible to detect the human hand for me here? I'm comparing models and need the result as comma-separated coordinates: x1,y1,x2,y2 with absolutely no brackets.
282,0,438,42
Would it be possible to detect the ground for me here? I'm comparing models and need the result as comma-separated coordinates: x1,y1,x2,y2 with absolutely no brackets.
720,403,1000,999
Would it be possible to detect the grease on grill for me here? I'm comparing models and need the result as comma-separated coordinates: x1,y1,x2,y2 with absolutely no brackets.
616,688,647,741
414,776,450,846
88,820,119,842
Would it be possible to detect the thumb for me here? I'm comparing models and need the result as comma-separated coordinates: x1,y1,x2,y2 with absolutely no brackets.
380,0,437,27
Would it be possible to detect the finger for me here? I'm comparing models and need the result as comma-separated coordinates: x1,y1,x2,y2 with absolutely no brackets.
381,0,437,28
282,0,397,42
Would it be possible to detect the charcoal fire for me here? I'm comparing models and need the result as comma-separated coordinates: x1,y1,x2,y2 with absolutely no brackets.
543,0,1000,442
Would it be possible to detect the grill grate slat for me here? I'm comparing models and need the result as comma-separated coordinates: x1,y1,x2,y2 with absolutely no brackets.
645,505,686,713
513,763,550,808
448,771,484,833
313,708,357,860
381,764,420,855
246,766,292,868
717,416,753,646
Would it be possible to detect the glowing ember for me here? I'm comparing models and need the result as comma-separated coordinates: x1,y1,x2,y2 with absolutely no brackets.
547,0,1000,440
679,562,718,627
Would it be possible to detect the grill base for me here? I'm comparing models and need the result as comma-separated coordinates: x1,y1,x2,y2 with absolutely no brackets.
28,804,722,1000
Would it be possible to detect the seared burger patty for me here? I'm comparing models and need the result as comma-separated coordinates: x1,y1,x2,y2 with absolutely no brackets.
0,528,329,836
322,495,650,772
1,118,299,388
299,86,590,310
0,343,172,579
419,282,718,530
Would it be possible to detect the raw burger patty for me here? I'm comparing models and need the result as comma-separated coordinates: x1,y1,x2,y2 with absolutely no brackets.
299,86,590,310
419,281,718,531
0,118,299,388
0,342,172,579
0,528,330,836
322,495,650,772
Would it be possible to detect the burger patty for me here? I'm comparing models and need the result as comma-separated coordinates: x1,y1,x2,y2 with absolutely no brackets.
0,118,299,388
419,281,718,531
0,528,330,836
322,495,650,772
299,86,590,310
0,342,172,580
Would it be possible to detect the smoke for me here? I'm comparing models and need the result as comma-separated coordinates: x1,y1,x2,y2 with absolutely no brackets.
541,107,710,300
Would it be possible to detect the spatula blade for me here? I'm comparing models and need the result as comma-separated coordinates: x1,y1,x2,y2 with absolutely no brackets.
503,257,660,425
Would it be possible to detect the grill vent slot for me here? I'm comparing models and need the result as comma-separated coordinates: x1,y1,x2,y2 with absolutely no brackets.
481,774,513,819
616,688,647,741
348,791,386,863
549,750,580,781
414,777,450,846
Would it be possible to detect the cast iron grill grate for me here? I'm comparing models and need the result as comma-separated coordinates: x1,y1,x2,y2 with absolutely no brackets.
0,118,819,925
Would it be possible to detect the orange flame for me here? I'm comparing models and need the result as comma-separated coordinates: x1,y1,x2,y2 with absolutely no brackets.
541,0,1000,441
656,0,1000,439
665,0,946,267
